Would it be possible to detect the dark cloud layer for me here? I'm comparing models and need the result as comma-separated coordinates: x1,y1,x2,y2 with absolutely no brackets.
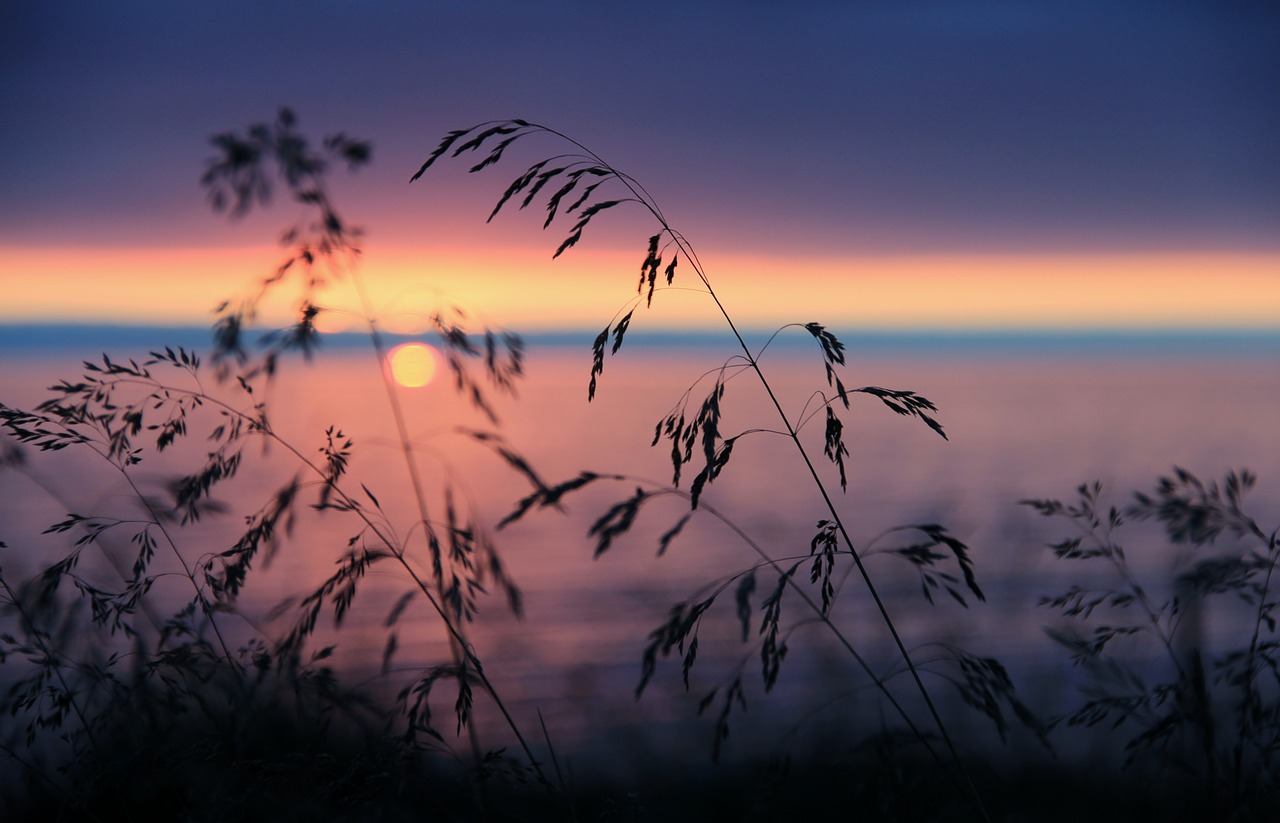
2,0,1276,254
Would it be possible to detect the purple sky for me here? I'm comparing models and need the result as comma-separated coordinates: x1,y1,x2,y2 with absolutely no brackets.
2,0,1278,257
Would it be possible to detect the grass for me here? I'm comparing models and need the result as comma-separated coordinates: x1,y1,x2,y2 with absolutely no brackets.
415,119,1048,818
1,109,549,819
1023,470,1280,820
1,109,1276,821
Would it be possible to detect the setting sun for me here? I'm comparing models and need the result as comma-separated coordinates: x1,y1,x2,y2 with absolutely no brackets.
386,342,439,388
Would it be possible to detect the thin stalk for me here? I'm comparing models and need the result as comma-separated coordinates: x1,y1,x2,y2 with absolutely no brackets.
3,465,172,636
687,492,945,766
0,576,126,822
18,415,238,669
346,263,490,800
102,375,549,783
114,463,238,669
533,124,987,818
1234,530,1278,806
1066,506,1224,804
539,708,577,822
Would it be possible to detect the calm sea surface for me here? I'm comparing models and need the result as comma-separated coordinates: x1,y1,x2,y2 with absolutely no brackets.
2,332,1277,777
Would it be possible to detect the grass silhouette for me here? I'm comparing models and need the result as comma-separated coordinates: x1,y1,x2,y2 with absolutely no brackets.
1023,469,1280,821
0,110,1275,821
414,119,1047,818
1,110,551,819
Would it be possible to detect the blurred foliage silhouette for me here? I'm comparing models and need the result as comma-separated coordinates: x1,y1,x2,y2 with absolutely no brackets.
0,110,552,819
0,111,1274,822
1025,468,1280,820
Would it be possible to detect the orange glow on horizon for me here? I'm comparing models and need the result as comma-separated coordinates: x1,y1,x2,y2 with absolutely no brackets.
2,244,1276,332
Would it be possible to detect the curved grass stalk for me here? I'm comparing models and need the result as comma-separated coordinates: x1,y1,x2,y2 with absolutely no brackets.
295,158,495,787
1024,469,1280,817
0,575,119,820
0,400,238,669
1235,529,1278,805
416,120,992,817
66,368,551,784
648,482,943,763
196,110,550,787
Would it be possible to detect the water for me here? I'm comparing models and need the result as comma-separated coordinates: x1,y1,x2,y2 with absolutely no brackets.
2,331,1278,778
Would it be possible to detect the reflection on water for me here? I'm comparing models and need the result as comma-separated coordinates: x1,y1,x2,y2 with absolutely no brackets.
2,339,1278,777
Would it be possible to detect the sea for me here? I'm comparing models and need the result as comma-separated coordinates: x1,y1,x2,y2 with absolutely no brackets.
2,324,1277,780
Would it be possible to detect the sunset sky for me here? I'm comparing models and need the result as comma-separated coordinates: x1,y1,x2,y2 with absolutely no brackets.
2,1,1277,333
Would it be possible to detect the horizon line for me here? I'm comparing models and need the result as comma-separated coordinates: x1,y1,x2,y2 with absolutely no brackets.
2,321,1277,358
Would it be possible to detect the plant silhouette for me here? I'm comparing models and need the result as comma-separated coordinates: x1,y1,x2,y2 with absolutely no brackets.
0,110,554,818
2,109,1273,823
1024,468,1280,821
413,119,1050,818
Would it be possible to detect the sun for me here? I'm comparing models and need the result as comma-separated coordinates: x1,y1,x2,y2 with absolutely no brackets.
386,343,439,388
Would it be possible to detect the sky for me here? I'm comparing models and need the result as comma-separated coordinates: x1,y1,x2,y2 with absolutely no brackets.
1,0,1277,332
